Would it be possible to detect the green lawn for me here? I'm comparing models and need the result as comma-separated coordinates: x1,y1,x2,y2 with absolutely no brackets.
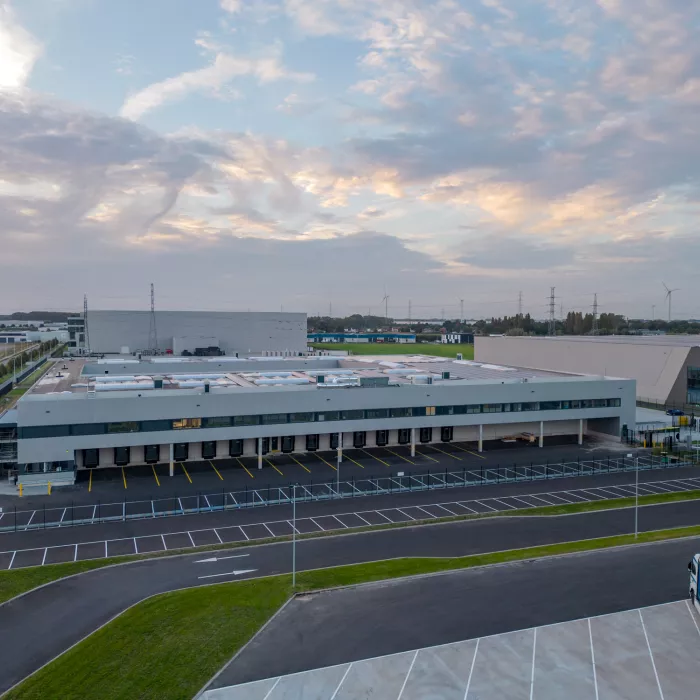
7,523,700,700
310,342,474,359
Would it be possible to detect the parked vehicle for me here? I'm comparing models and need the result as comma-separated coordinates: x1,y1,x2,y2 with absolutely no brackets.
666,408,684,416
689,554,699,606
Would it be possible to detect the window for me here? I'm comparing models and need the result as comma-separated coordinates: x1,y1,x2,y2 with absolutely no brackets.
234,415,259,426
521,402,539,411
453,405,466,415
114,446,130,466
173,418,202,430
229,439,244,457
570,400,581,409
608,398,621,407
71,423,105,436
330,433,340,449
107,421,140,433
316,411,340,421
341,409,364,420
353,431,366,448
201,441,217,459
390,407,413,418
482,404,503,413
289,412,314,423
398,428,410,444
144,445,160,463
83,448,99,468
20,425,70,439
281,436,295,452
561,401,572,410
540,401,561,411
419,427,432,443
593,399,607,408
261,413,288,425
142,419,173,432
366,408,388,419
204,416,231,428
436,406,454,416
174,443,189,461
306,434,319,451
426,406,436,416
441,426,453,442
375,429,388,446
581,400,593,408
688,367,700,404
466,405,482,414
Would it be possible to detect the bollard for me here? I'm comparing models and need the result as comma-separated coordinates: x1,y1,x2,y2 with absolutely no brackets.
19,483,23,497
48,481,51,495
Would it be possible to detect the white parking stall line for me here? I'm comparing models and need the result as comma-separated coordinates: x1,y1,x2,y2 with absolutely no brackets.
474,500,498,512
414,506,436,518
456,502,478,514
161,534,167,550
91,505,97,523
239,526,249,541
24,511,36,530
332,515,349,528
559,491,588,502
187,531,195,547
122,502,125,520
489,498,517,510
637,482,671,493
8,551,16,569
395,508,415,521
104,541,108,558
263,523,275,537
287,520,300,534
435,503,458,516
213,529,223,543
607,485,637,496
354,512,372,526
527,494,558,506
509,496,539,508
375,510,395,522
151,501,156,517
74,543,79,561
629,484,658,495
178,497,185,514
60,508,67,523
41,548,48,566
582,488,617,500
664,480,696,491
543,492,573,503
310,517,326,531
0,512,3,522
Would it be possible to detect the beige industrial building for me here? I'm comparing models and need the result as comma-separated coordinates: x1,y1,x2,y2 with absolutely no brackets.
476,335,700,406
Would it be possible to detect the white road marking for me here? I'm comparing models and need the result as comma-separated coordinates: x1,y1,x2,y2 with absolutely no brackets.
686,600,700,638
178,497,185,514
24,511,35,530
490,498,516,510
310,517,325,531
91,505,97,523
8,551,16,569
639,609,665,699
463,637,479,700
354,512,372,525
330,663,353,700
332,515,349,528
527,494,557,505
196,554,250,563
474,500,497,511
262,523,275,537
197,569,257,580
509,496,538,507
395,508,415,521
530,627,537,700
74,543,78,562
239,526,249,541
41,548,48,566
434,503,458,516
375,510,395,522
262,677,281,700
588,618,599,700
397,649,419,699
161,534,167,550
213,529,223,543
455,502,478,514
287,520,300,534
187,531,195,547
60,508,67,523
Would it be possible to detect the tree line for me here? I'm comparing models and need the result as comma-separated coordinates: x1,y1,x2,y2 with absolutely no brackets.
0,339,61,381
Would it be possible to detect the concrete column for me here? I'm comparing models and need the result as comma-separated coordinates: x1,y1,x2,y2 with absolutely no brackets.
169,443,174,477
478,424,483,453
578,419,583,445
539,420,544,448
257,437,263,470
410,428,416,457
337,433,343,465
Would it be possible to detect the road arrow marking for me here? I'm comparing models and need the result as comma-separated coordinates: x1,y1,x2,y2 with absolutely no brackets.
195,554,250,564
198,569,257,580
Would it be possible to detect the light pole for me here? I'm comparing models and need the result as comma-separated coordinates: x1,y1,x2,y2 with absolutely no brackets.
628,452,638,538
336,432,341,496
292,483,298,588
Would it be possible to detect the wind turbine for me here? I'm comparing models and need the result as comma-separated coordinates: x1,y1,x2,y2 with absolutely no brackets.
662,282,679,322
381,288,390,325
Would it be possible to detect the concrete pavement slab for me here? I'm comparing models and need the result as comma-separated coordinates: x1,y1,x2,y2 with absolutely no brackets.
205,677,278,700
268,664,351,700
334,651,414,700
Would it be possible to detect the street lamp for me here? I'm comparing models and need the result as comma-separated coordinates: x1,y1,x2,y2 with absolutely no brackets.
628,452,638,538
292,483,298,588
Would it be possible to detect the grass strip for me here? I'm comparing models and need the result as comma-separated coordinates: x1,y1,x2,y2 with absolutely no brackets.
6,523,700,700
309,342,475,358
2,488,700,606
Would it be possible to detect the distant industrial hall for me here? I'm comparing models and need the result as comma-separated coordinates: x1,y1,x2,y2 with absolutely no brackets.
3,354,635,483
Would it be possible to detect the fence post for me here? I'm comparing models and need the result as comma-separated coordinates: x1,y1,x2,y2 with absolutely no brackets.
481,464,483,483
546,462,548,479
578,456,580,474
71,501,74,526
43,503,45,529
14,505,16,532
98,500,100,523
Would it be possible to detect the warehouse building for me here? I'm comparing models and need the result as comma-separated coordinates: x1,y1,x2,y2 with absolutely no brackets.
476,335,700,406
307,332,416,344
68,310,307,356
10,354,634,478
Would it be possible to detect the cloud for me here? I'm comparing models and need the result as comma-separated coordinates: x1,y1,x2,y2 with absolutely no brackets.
0,1,41,89
457,236,575,270
276,93,322,116
120,48,314,121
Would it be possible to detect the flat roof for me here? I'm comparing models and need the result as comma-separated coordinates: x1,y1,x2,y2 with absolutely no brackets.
22,355,610,399
490,335,700,347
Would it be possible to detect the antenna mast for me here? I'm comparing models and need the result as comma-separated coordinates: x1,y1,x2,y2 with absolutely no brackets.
548,287,556,336
460,298,464,323
591,293,599,335
408,299,412,323
148,283,158,354
83,294,90,354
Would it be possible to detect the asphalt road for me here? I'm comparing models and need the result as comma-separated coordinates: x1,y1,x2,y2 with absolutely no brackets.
1,463,697,553
213,538,700,688
1,500,700,694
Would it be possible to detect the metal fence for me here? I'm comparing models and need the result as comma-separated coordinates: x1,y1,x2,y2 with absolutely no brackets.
1,452,697,533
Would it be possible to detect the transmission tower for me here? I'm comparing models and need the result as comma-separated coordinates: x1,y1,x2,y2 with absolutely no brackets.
591,293,599,335
83,294,90,354
518,291,523,318
460,298,464,323
148,283,158,354
408,299,412,323
548,287,556,335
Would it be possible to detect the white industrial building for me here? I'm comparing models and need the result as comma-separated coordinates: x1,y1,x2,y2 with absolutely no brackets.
476,335,700,405
7,354,634,476
68,310,307,356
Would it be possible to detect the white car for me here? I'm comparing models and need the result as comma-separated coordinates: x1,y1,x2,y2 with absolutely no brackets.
690,554,699,605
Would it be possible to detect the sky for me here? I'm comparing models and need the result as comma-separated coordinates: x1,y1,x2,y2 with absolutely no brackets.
1,0,699,320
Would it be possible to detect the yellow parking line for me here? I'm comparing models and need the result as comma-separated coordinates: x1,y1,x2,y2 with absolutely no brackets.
88,469,92,492
152,465,161,486
209,460,224,480
289,454,313,473
121,467,127,489
236,458,254,479
428,445,462,460
383,447,416,465
265,458,284,476
415,448,439,463
312,453,336,471
452,443,486,459
181,463,192,484
343,453,366,469
360,449,390,467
